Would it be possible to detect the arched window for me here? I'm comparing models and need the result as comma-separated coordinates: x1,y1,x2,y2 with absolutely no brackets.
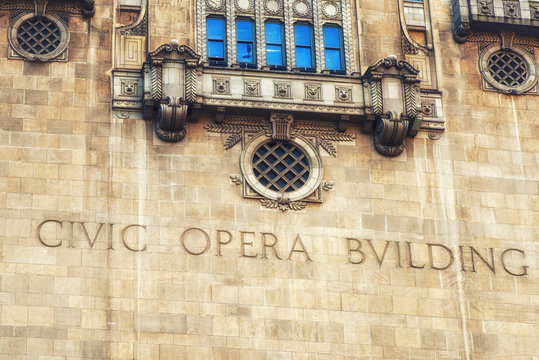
323,24,344,73
265,21,285,69
207,17,226,65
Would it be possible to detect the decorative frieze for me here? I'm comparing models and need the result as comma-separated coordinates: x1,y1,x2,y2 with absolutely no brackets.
274,81,292,98
244,80,261,96
503,0,520,18
304,83,322,100
335,86,352,102
213,78,231,94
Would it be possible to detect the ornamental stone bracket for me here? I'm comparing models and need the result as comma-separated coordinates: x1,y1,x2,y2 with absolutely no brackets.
142,41,201,142
363,55,423,157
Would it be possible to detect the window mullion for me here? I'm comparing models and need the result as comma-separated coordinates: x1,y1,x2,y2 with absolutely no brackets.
255,1,264,68
226,0,236,65
284,0,294,71
313,0,323,73
197,0,206,61
342,0,353,74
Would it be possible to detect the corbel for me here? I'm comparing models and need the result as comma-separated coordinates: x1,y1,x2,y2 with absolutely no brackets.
143,40,201,142
363,55,422,157
215,107,226,124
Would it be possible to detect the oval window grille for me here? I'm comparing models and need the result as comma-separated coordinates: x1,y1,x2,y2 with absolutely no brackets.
487,51,529,88
252,141,311,192
16,16,62,56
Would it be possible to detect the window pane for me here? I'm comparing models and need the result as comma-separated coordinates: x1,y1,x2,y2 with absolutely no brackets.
265,22,282,44
236,20,253,41
325,49,342,70
266,45,283,65
208,41,224,58
237,42,254,62
296,47,312,68
294,24,311,46
323,26,340,48
207,18,223,40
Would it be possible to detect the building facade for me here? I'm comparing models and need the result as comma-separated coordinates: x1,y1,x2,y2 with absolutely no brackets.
0,0,537,358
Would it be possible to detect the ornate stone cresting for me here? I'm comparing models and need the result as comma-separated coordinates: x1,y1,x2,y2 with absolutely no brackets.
363,55,422,157
143,41,201,142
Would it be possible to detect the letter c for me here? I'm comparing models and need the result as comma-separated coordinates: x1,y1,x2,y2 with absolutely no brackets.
37,220,63,247
121,224,147,252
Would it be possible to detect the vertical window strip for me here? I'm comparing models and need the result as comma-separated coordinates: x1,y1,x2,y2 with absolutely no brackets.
207,17,226,64
236,18,256,66
294,23,315,70
265,21,285,68
323,25,344,72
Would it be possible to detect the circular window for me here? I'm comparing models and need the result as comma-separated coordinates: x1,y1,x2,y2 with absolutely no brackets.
17,16,62,55
240,133,322,202
487,51,529,88
9,13,69,61
252,141,311,192
479,45,538,94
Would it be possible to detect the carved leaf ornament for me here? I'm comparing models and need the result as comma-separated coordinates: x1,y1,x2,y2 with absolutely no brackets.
205,115,354,211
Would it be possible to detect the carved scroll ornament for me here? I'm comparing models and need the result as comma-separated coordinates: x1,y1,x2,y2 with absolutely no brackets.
143,40,201,142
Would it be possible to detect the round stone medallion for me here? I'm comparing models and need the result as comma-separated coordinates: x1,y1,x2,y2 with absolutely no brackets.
322,1,340,18
292,0,311,17
235,0,253,12
264,0,282,14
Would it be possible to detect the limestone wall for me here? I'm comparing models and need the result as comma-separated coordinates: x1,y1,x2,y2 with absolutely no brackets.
0,0,537,359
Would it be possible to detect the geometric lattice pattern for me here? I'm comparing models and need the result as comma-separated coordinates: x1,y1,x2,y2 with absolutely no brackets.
487,51,529,87
16,17,61,55
252,141,310,192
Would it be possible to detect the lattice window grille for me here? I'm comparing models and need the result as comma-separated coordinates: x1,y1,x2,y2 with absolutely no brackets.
16,16,62,55
487,51,529,88
252,141,311,192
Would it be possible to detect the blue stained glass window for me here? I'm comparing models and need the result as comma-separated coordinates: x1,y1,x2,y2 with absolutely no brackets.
323,25,344,71
265,22,285,67
237,19,256,65
207,17,226,63
294,23,314,69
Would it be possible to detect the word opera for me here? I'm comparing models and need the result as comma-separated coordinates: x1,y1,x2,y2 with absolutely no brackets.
37,219,529,277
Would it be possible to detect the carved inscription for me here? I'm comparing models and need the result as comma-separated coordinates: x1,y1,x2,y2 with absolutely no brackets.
36,219,529,276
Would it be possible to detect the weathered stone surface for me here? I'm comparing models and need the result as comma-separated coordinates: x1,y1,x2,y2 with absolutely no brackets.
0,0,537,359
